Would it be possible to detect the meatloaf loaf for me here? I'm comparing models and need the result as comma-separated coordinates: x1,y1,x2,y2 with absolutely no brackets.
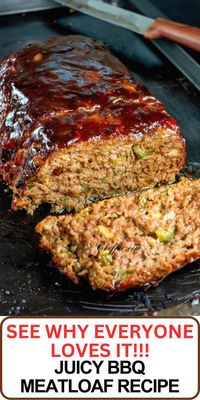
36,177,200,292
0,35,185,213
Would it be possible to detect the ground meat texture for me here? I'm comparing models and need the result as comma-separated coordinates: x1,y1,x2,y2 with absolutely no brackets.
36,177,200,292
0,35,185,213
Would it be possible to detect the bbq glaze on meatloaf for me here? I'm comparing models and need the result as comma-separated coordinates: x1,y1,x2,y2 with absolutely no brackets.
0,35,185,213
36,178,200,292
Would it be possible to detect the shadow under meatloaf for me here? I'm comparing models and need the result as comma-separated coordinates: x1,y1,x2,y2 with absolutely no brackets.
36,177,200,292
0,35,185,213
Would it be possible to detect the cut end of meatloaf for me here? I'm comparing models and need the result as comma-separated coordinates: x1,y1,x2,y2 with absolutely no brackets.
0,35,185,213
14,133,185,214
36,177,200,292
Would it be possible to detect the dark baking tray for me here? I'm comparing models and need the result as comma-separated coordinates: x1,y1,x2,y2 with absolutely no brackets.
0,1,200,316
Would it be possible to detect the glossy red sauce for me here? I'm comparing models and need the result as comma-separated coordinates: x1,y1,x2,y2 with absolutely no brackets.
0,35,179,187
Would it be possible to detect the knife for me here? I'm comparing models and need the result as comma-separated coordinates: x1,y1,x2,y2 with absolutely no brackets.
53,0,200,91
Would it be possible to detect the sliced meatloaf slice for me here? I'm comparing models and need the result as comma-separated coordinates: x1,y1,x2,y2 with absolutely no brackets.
0,35,185,213
36,177,200,292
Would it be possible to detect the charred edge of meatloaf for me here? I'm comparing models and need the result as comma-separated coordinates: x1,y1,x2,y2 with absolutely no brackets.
12,132,185,214
36,177,200,292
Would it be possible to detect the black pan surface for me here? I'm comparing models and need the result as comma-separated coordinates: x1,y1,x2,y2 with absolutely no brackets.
0,1,200,316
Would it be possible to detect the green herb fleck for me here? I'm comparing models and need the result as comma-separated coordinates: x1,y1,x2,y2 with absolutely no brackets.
161,190,168,197
132,145,153,160
63,248,71,255
120,271,128,279
112,158,125,165
98,225,114,239
155,226,176,243
80,207,90,216
139,194,147,208
27,180,35,189
119,270,133,279
70,244,77,252
110,213,119,221
100,251,113,265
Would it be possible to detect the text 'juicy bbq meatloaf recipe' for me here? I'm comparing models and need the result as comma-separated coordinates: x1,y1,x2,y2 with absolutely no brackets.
36,178,200,292
0,35,185,213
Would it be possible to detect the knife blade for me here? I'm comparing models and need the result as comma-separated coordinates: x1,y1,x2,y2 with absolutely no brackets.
0,0,59,16
54,0,200,91
54,0,154,34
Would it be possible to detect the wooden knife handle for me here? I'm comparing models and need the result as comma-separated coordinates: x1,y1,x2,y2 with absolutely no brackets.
144,17,200,52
